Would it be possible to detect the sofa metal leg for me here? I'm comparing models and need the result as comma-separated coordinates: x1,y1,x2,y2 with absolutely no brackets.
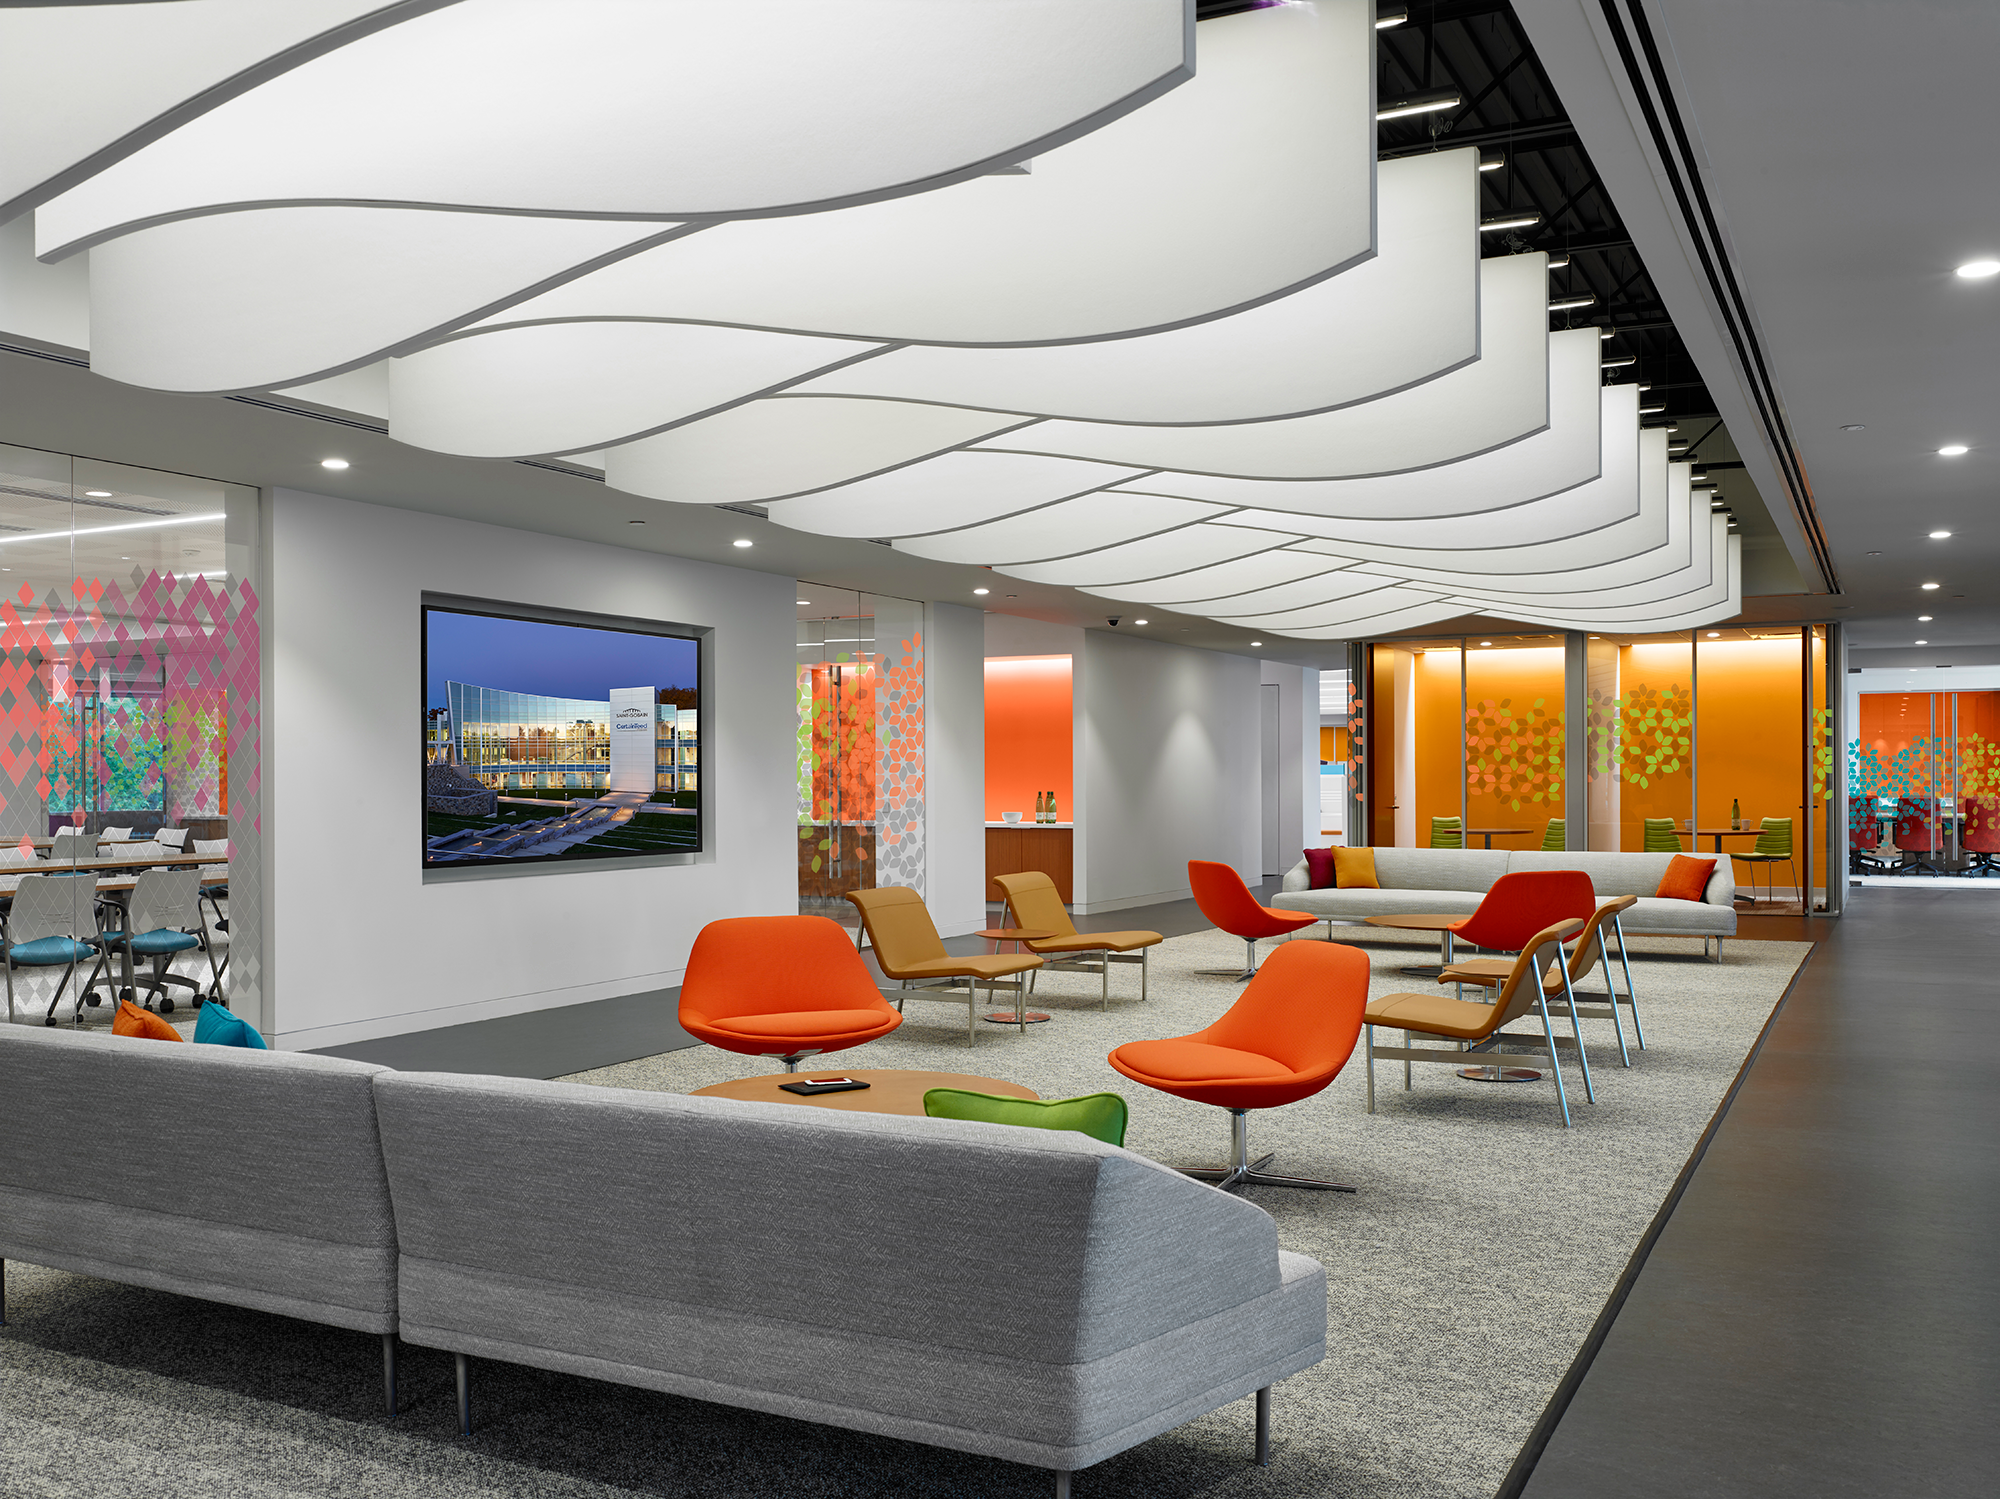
382,1333,398,1416
1255,1385,1271,1466
1053,1471,1071,1498
455,1352,471,1436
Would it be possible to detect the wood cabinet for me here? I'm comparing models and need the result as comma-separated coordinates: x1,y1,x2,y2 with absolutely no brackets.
985,825,1074,904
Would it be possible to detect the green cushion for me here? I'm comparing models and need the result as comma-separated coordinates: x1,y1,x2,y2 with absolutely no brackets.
922,1089,1128,1147
193,1001,267,1049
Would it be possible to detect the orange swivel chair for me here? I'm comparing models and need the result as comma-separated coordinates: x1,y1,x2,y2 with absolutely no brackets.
1188,859,1317,980
1109,941,1369,1193
677,915,902,1072
1446,870,1596,956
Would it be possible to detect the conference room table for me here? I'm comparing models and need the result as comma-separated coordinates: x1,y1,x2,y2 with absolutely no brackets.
1464,827,1531,849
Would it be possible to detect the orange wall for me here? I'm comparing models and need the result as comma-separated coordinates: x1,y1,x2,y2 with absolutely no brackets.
1465,644,1565,843
1612,642,1694,848
985,655,1073,820
1411,648,1463,842
1320,726,1348,762
1695,638,1803,834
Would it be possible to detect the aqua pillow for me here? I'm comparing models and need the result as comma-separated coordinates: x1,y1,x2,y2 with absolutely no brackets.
922,1089,1127,1146
193,1001,267,1049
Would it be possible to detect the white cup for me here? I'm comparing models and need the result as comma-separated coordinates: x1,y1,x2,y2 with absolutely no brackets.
1002,811,1022,825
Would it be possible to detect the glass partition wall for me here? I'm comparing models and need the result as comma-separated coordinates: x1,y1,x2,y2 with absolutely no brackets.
1355,625,1833,911
0,442,262,1026
795,585,925,922
1850,688,2000,872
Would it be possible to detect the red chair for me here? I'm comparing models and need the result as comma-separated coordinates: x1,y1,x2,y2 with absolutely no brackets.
1893,796,1946,876
1447,871,1596,955
1189,859,1317,980
678,915,902,1071
1109,940,1369,1192
1962,796,2000,877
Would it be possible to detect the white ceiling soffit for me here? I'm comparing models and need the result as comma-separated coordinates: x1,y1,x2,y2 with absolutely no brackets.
86,209,686,394
996,525,1295,587
1120,328,1599,516
1208,583,1453,631
1080,550,1358,605
765,453,1146,539
1273,410,1659,574
387,322,888,459
1457,468,1710,607
1473,533,1742,633
0,0,409,222
469,2,1372,348
980,253,1550,477
893,491,1231,566
1269,598,1480,640
33,0,1194,256
793,146,1477,424
601,398,1026,508
1197,571,1425,621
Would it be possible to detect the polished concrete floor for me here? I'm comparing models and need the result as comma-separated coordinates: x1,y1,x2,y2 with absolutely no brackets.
1514,884,2000,1498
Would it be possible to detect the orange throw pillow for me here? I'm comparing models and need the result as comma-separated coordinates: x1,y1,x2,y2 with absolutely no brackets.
1334,847,1380,889
1656,854,1716,902
112,1000,184,1042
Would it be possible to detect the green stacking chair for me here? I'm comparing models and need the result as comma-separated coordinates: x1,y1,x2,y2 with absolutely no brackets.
922,1089,1129,1147
1642,818,1683,852
1731,817,1796,906
1541,818,1566,850
1429,816,1463,849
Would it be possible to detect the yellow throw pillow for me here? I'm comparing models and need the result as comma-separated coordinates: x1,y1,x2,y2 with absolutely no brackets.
1333,846,1379,889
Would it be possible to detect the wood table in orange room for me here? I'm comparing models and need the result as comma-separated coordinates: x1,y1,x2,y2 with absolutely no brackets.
689,1069,1039,1117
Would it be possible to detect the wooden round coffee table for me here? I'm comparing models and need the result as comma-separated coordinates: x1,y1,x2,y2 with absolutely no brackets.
689,1068,1039,1117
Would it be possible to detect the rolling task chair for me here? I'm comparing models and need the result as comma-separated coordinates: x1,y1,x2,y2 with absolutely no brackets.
1109,940,1369,1192
1187,860,1315,980
677,914,902,1071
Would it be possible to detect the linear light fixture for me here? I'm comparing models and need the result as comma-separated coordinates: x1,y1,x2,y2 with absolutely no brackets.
1481,210,1541,231
1479,153,1505,172
1639,403,1665,415
1375,6,1409,28
1599,328,1616,340
1549,294,1595,311
0,511,223,546
1546,252,1569,269
1376,89,1461,121
1601,355,1635,368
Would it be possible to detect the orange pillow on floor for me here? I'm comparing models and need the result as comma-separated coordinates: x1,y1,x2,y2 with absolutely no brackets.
112,1000,184,1042
1655,854,1716,902
1334,847,1380,889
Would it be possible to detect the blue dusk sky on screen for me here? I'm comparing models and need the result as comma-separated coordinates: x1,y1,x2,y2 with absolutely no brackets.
425,610,697,710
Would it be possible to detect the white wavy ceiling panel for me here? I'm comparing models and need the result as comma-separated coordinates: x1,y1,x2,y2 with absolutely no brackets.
1460,469,1707,607
1080,551,1359,605
88,209,684,393
1208,584,1455,632
1476,534,1741,633
794,146,1478,424
470,2,1373,347
1272,599,1482,640
388,322,887,458
765,453,1146,539
894,492,1231,566
997,526,1297,587
601,399,1028,508
35,0,1194,253
980,252,1549,477
1114,329,1600,517
0,0,405,220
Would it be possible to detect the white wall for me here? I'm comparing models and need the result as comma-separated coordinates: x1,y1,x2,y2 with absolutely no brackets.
924,601,986,937
1259,660,1313,877
266,489,795,1049
1075,630,1261,913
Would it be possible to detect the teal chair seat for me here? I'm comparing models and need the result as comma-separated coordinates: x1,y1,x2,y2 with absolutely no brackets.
922,1089,1129,1147
8,935,97,966
97,929,202,957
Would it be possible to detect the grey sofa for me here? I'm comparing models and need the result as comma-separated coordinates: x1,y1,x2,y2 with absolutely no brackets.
1273,846,1737,953
0,1026,402,1408
374,1070,1326,1494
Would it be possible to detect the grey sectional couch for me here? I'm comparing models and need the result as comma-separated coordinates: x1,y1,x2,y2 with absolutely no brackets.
0,1029,1327,1495
1273,846,1737,953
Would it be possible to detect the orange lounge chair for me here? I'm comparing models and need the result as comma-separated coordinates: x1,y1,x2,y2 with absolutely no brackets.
678,914,902,1072
993,870,1160,1008
1188,859,1316,980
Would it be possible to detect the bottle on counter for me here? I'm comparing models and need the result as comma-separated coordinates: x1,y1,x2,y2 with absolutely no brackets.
1047,791,1058,824
1034,791,1046,824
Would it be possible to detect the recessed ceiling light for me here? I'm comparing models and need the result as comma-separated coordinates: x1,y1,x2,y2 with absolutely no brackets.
1840,423,1866,432
1867,551,1883,556
627,519,645,525
1250,640,1263,647
1916,640,1929,645
1938,444,1970,456
1929,530,1952,539
1480,640,1494,647
1922,582,1941,589
1706,631,1720,638
1955,260,2000,279
83,490,112,498
1919,615,1933,621
796,599,810,606
973,587,990,595
120,556,128,561
732,538,753,548
319,458,349,470
1133,618,1149,626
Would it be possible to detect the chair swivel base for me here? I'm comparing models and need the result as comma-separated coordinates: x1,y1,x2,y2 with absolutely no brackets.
761,1049,823,1074
1457,1064,1543,1083
1181,1110,1356,1194
982,1010,1051,1024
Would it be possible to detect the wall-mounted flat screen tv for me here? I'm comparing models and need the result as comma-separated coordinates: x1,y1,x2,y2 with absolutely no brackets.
422,600,702,872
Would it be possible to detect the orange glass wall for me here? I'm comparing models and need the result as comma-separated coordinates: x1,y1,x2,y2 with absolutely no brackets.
984,655,1072,820
1320,726,1349,762
1464,642,1565,847
1410,648,1464,844
1696,636,1803,836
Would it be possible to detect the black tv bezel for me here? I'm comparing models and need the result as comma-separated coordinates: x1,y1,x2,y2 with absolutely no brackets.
420,594,706,879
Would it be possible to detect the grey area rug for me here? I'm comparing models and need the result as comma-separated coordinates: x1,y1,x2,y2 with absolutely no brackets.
0,927,1806,1499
